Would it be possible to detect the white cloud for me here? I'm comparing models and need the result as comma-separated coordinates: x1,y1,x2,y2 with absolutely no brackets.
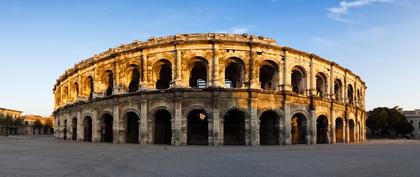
216,25,254,34
327,0,394,24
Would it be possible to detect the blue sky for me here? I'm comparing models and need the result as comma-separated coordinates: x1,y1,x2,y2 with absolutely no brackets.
0,0,419,116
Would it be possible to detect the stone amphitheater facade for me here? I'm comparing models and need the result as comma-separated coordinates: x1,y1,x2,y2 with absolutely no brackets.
53,33,366,146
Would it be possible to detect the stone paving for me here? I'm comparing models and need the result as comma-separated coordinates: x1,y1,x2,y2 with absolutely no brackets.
0,136,419,177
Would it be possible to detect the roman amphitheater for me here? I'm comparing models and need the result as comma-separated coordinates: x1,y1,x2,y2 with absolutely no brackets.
53,33,366,146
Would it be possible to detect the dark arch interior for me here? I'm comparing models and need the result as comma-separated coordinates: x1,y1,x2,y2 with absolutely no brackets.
106,71,114,96
349,120,355,142
335,118,343,143
63,119,68,140
126,112,140,144
260,111,280,145
334,80,342,101
129,68,140,93
225,62,243,88
291,69,304,94
189,61,208,88
74,82,79,97
224,110,245,145
102,114,113,143
72,118,77,141
154,110,172,145
316,74,326,98
87,76,94,100
348,85,354,104
83,116,92,142
156,63,172,90
187,110,209,145
260,64,276,90
316,115,328,144
291,113,307,144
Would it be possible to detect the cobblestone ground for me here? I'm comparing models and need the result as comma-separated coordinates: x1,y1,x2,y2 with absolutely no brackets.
0,136,419,177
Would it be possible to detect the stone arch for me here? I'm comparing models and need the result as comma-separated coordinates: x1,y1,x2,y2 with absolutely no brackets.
224,57,245,88
63,119,68,140
349,119,355,143
153,59,172,90
334,79,343,102
71,81,79,100
183,104,212,119
188,57,209,88
153,109,172,145
259,110,281,145
83,116,93,142
223,109,246,145
291,66,307,94
291,113,308,144
335,117,344,143
124,111,140,144
259,60,279,90
316,115,329,144
127,64,140,93
100,113,114,143
101,70,114,96
315,72,328,98
187,109,209,145
348,84,354,104
85,76,94,100
71,117,77,141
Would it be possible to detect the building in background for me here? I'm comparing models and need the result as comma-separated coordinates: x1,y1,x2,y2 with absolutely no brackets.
22,115,54,135
0,107,23,135
402,109,420,138
0,107,22,118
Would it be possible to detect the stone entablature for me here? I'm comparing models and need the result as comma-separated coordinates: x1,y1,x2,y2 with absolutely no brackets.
53,33,366,146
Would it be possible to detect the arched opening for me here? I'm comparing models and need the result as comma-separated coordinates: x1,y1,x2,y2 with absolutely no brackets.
259,61,279,90
349,119,355,143
71,118,77,141
187,109,209,145
223,110,245,145
291,113,307,144
189,59,208,88
335,118,343,143
224,58,244,88
86,76,94,100
316,115,329,144
126,112,140,144
155,60,172,90
105,70,113,96
63,119,67,140
334,79,343,102
291,66,306,94
128,66,140,93
154,110,172,145
83,116,92,142
259,111,280,145
348,84,354,104
73,82,79,99
101,114,113,143
316,73,327,98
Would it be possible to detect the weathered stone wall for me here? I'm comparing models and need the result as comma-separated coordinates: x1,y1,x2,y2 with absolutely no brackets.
53,33,367,145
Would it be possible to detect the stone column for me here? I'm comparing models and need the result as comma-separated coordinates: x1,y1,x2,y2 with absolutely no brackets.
249,95,259,146
331,111,336,144
113,105,122,143
309,110,317,145
173,48,183,88
92,110,100,142
282,49,292,92
212,91,221,145
77,111,83,141
211,42,221,87
140,99,148,144
174,98,183,145
284,104,292,145
309,56,315,96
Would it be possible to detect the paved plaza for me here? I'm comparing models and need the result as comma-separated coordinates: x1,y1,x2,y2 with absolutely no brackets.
0,136,419,177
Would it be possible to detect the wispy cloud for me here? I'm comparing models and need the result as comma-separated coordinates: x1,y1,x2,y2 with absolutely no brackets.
216,25,254,34
327,0,394,24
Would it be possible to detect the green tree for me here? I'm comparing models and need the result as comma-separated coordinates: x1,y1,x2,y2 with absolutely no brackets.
367,107,414,138
33,120,43,129
45,119,53,129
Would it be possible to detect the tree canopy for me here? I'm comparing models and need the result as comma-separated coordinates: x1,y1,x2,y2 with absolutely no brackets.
367,107,414,138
